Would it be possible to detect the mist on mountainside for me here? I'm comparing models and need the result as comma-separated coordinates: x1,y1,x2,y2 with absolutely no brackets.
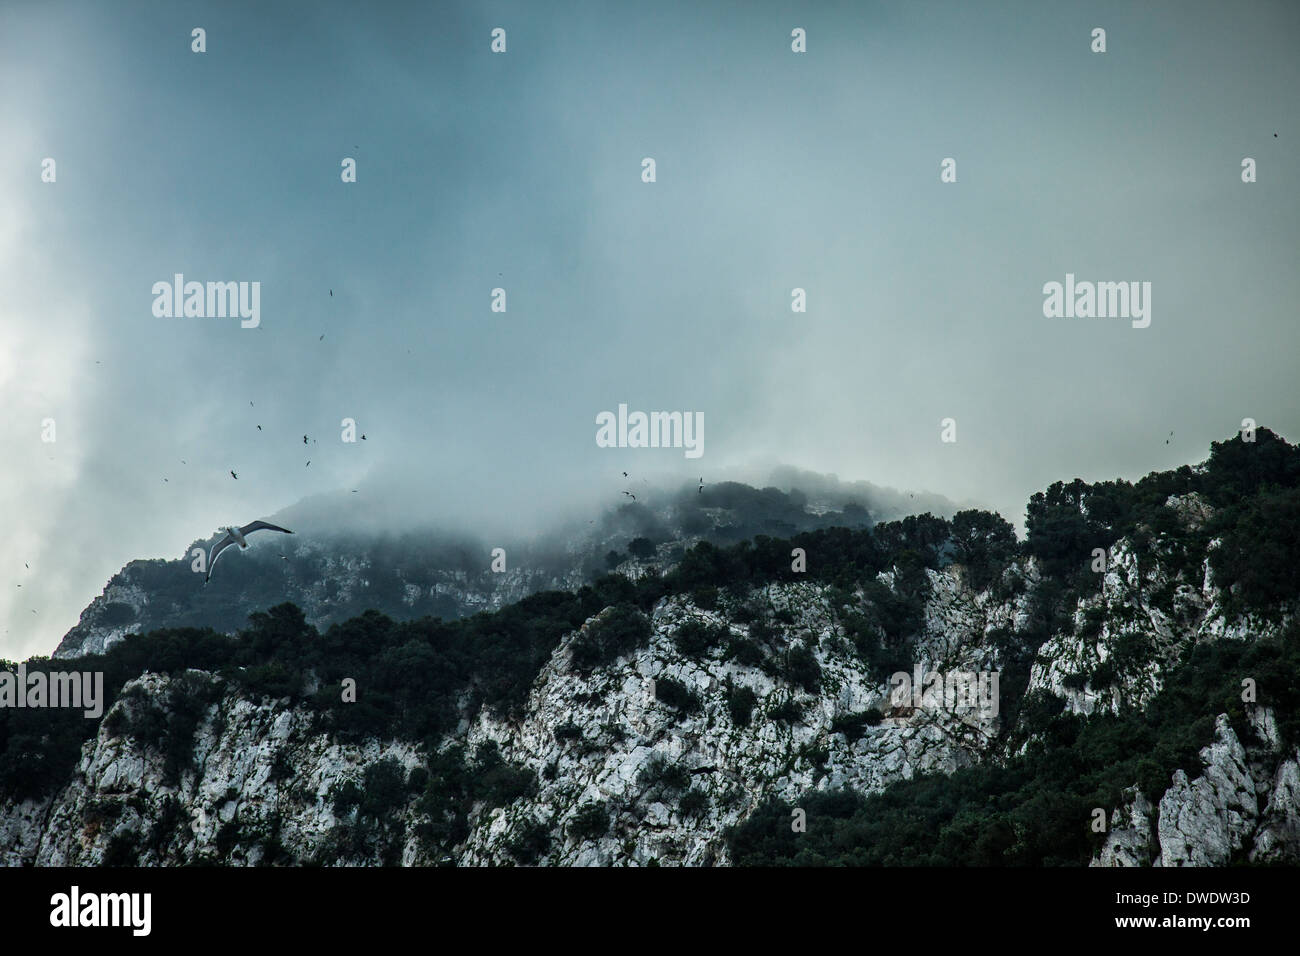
52,469,959,658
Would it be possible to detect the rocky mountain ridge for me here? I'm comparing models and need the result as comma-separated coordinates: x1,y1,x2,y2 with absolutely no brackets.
54,476,933,660
5,431,1298,866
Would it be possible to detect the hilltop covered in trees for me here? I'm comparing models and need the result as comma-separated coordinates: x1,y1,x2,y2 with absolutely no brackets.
5,429,1296,866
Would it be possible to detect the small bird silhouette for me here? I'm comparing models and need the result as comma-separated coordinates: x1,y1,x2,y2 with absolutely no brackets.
360,434,367,440
303,435,308,444
329,290,333,297
319,334,325,341
622,472,628,477
256,425,262,431
306,461,311,467
230,470,238,480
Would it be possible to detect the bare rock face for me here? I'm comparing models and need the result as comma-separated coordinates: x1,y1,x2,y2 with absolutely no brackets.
0,796,52,867
1094,788,1156,867
1164,492,1214,531
13,671,427,867
2,568,1010,867
57,581,152,658
1156,715,1257,866
1252,755,1300,862
1026,534,1208,719
458,578,1006,866
1091,708,1300,867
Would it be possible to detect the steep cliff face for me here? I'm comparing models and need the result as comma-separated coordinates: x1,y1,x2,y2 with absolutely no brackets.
457,574,1014,866
6,525,1291,866
8,435,1299,867
5,568,1009,866
1026,494,1263,719
1093,709,1300,866
2,670,425,867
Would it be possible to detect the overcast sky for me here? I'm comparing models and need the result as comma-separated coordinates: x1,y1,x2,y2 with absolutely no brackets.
2,0,1297,658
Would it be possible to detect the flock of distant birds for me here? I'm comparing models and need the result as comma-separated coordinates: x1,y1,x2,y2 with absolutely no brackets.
19,325,1190,612
187,293,374,580
203,323,364,579
619,472,705,504
0,77,1279,629
17,285,1187,602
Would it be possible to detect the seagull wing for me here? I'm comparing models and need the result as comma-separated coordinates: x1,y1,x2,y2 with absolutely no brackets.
239,520,294,537
207,533,237,582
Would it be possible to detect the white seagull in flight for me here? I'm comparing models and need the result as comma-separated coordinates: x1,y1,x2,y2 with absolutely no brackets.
206,520,294,582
